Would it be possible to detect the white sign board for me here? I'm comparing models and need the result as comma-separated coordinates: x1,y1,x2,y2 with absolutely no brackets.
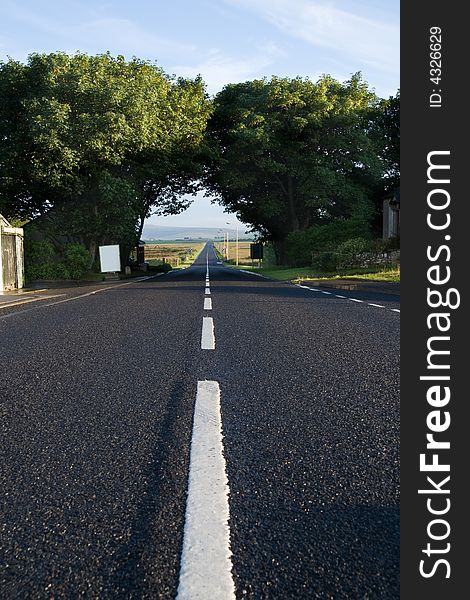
99,245,121,273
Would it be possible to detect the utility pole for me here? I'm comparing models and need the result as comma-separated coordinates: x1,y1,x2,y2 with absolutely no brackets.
236,222,239,266
226,222,230,260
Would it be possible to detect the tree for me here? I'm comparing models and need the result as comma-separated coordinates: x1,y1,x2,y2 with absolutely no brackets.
133,76,212,242
374,91,400,193
0,53,211,265
203,74,387,264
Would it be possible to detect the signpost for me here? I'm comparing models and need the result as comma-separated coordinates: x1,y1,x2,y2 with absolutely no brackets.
250,242,263,268
99,245,121,277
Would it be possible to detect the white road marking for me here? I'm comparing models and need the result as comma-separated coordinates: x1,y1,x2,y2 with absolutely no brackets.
238,269,267,278
0,294,64,310
205,288,211,295
0,275,160,320
204,298,212,310
296,283,399,315
176,381,235,600
201,317,215,349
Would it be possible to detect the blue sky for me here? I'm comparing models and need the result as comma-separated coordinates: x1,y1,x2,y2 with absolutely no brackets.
1,0,399,229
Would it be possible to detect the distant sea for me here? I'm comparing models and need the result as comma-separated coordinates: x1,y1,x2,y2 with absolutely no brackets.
142,225,252,241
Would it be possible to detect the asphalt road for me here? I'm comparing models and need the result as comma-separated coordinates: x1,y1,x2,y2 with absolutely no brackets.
0,242,400,599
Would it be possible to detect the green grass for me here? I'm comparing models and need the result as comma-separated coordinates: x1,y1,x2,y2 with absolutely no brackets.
231,264,400,283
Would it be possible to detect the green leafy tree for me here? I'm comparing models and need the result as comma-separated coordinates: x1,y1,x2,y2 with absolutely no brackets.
0,53,211,264
374,91,400,193
204,74,387,264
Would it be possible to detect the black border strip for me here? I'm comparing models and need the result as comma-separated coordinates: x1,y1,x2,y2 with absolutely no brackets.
401,2,467,597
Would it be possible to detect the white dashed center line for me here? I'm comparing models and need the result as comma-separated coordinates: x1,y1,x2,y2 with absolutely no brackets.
177,381,235,600
204,298,212,310
201,317,215,349
205,288,211,295
295,283,399,314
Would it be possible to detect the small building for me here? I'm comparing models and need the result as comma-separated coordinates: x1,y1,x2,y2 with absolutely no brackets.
383,188,400,239
0,214,24,291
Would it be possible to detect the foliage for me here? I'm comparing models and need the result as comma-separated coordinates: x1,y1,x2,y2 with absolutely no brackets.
62,243,92,279
149,262,173,273
204,73,390,264
334,237,369,269
0,53,211,263
286,200,374,265
372,91,400,193
24,238,90,280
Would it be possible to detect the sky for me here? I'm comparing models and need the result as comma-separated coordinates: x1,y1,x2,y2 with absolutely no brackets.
0,0,400,230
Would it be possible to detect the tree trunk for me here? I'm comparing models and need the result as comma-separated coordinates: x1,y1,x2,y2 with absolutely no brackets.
88,240,97,269
273,238,289,266
287,176,300,231
137,213,146,243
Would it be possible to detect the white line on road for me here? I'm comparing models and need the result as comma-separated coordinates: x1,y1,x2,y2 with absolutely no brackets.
0,276,160,320
204,298,212,310
296,283,399,314
176,381,235,600
0,294,65,310
238,269,268,278
201,317,215,349
205,288,211,295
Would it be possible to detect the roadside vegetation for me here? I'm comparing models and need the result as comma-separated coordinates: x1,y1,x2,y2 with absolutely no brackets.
220,240,400,283
1,53,399,282
233,264,400,283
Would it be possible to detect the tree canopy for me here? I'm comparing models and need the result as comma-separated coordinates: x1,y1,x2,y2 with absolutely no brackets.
1,55,399,270
0,52,211,263
203,74,397,263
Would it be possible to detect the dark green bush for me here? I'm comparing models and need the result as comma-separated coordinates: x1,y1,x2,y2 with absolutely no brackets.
335,237,369,269
24,240,56,280
150,262,172,273
312,251,338,272
24,238,91,280
62,243,92,279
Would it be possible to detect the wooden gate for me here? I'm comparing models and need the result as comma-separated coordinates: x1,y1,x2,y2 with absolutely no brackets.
1,232,18,290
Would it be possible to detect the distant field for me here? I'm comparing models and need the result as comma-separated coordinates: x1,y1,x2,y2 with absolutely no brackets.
214,241,258,265
143,242,205,267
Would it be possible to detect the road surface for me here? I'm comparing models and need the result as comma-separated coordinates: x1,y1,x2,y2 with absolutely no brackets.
0,242,400,599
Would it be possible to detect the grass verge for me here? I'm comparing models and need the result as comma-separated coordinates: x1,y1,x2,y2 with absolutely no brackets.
231,264,400,283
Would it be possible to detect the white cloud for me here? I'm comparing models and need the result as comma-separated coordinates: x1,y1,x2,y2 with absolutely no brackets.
173,43,284,94
224,0,399,73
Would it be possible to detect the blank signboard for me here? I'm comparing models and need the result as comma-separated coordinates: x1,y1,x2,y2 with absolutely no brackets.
99,245,121,273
